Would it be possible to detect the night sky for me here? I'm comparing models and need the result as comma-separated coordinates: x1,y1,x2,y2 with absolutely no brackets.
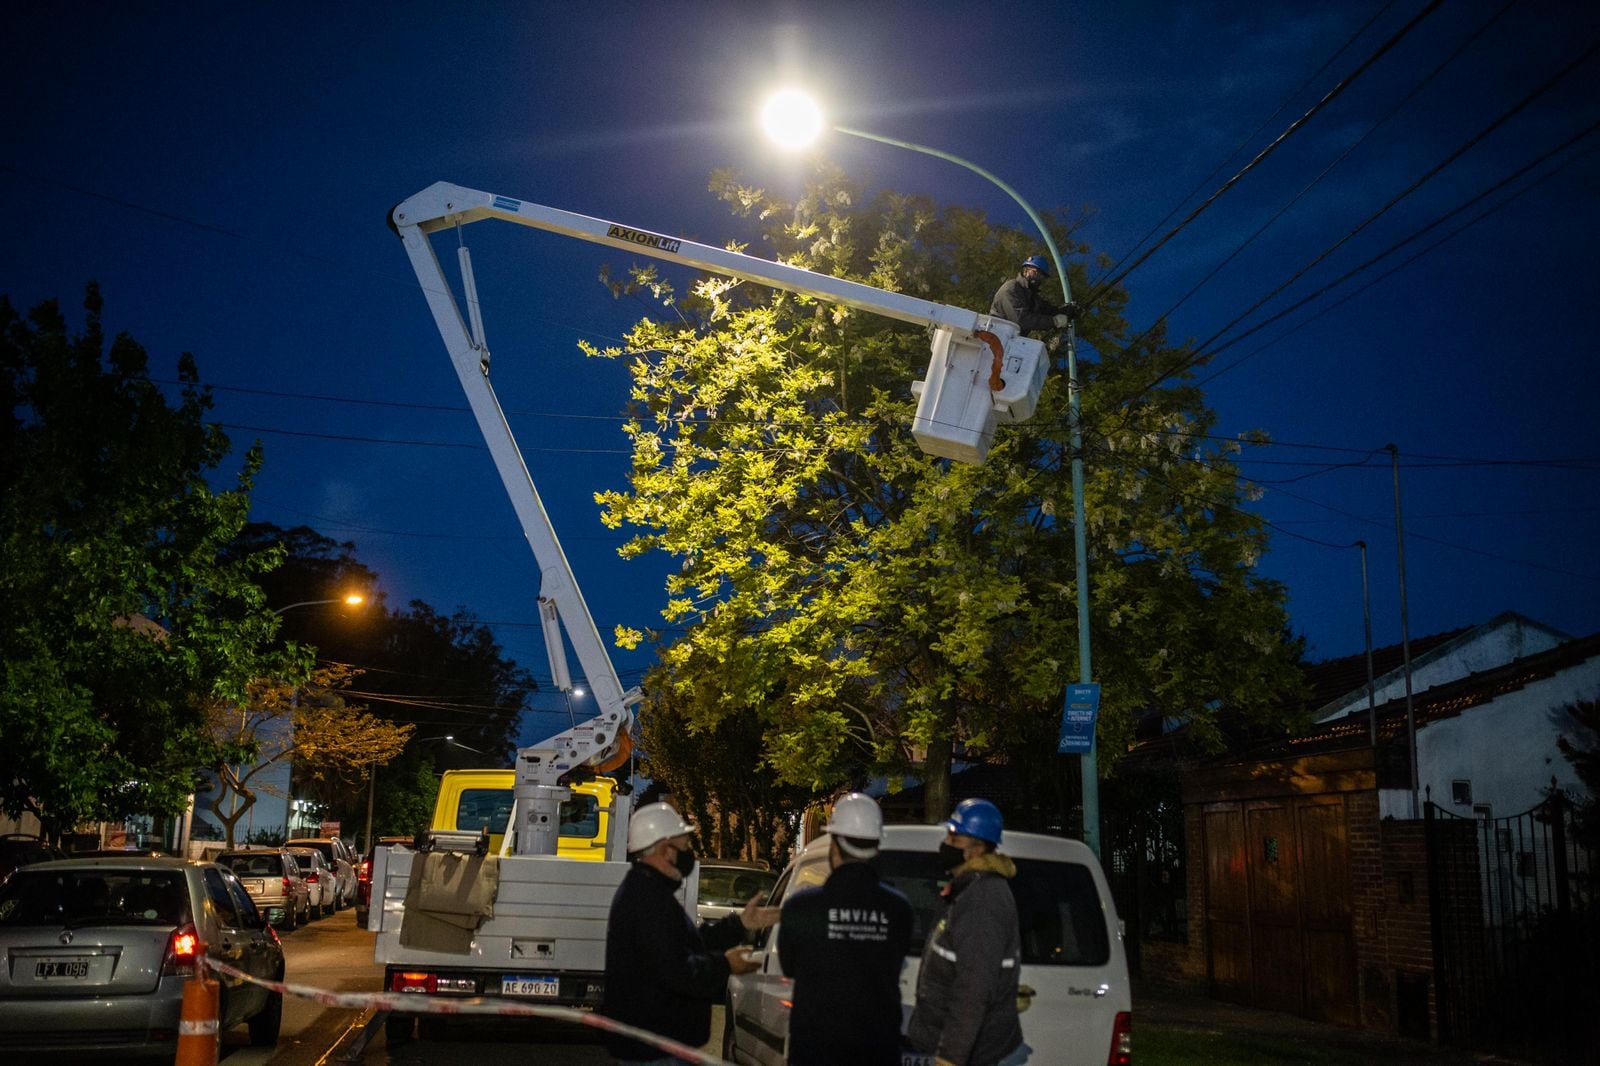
5,1,1597,746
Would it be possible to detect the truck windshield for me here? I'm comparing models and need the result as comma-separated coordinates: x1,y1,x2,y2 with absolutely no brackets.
456,788,599,838
876,850,1111,966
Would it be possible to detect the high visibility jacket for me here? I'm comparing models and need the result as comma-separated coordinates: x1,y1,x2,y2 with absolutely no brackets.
907,853,1024,1066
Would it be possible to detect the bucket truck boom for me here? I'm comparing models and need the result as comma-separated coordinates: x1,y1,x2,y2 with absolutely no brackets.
387,181,1049,863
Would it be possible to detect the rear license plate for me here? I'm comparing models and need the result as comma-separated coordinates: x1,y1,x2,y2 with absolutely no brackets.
901,1053,933,1066
34,958,91,980
243,879,265,893
501,975,559,997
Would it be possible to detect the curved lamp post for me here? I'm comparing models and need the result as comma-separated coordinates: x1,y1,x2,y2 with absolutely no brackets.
762,90,1099,855
272,593,366,615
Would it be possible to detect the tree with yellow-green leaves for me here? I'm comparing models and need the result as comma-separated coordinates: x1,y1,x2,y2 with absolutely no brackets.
594,165,1306,824
207,663,411,848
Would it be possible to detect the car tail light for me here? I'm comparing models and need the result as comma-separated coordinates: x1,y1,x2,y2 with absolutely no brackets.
282,877,294,896
392,970,437,994
162,925,201,977
358,858,372,884
306,872,319,883
1107,1010,1132,1065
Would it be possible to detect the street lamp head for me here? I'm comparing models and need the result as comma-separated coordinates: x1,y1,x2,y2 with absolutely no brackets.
761,88,825,150
344,592,365,606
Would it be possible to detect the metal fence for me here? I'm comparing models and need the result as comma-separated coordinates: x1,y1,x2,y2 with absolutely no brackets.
1426,790,1597,1064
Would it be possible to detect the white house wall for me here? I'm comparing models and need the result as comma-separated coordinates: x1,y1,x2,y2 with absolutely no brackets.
1381,654,1600,821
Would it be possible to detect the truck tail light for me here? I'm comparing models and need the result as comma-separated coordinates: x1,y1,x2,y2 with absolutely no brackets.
1107,1010,1132,1065
162,925,201,977
392,971,437,994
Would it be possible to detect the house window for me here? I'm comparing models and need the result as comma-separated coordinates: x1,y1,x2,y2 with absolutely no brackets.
1473,804,1492,819
1451,779,1472,806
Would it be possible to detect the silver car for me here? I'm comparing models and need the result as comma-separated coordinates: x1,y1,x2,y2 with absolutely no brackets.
284,837,357,909
285,847,336,919
218,848,311,930
0,857,286,1056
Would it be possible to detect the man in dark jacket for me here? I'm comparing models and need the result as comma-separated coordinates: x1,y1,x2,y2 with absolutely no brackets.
778,793,913,1065
989,255,1079,334
907,798,1026,1066
601,803,778,1064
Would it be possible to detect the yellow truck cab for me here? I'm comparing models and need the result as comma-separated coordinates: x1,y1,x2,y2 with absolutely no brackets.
431,769,614,860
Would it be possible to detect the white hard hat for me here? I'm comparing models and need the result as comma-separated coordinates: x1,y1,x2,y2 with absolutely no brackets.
827,793,883,843
627,802,697,854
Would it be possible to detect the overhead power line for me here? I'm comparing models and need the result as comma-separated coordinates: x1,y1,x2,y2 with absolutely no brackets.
1086,0,1447,305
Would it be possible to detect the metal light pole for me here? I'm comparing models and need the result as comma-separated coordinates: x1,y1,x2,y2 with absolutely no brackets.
1357,540,1377,746
1387,445,1420,817
764,99,1097,854
272,593,365,615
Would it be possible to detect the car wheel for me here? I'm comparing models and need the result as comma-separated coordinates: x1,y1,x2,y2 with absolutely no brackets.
281,907,296,932
384,1012,414,1044
355,907,368,929
248,990,283,1046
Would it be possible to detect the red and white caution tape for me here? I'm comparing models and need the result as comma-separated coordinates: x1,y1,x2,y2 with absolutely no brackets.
201,956,731,1065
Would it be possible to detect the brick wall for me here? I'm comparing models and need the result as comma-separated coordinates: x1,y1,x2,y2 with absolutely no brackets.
1147,803,1209,989
1362,820,1438,1039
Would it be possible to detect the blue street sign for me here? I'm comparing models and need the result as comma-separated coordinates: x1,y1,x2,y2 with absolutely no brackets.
1058,682,1101,754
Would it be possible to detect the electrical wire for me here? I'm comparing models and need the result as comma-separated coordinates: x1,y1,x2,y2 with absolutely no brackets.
1085,0,1447,306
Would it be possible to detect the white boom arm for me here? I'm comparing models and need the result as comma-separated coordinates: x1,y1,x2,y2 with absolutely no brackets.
389,181,1048,856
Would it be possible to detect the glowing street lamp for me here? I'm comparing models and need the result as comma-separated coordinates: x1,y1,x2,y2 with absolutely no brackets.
760,90,1101,856
273,592,366,615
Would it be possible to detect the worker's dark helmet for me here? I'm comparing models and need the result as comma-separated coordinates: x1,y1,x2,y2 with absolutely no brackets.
1021,255,1051,276
944,798,1003,845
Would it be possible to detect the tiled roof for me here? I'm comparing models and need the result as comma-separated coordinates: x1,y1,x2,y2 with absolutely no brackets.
1232,630,1600,763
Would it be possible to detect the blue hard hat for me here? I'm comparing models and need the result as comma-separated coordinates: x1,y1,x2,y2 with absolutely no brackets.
944,798,1003,845
1021,255,1051,277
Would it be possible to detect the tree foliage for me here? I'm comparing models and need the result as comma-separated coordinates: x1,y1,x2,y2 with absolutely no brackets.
0,287,296,837
206,663,412,847
590,166,1306,820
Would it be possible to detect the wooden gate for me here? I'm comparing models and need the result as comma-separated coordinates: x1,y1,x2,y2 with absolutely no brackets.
1426,791,1598,1063
1203,793,1359,1024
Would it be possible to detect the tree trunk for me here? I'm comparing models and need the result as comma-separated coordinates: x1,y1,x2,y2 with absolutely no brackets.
923,732,952,825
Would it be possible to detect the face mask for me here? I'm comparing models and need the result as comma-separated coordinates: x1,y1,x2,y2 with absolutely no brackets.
937,842,966,871
1025,274,1042,290
673,846,698,878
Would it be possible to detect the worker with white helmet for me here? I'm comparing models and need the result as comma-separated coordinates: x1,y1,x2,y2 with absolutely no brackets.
600,802,779,1063
777,792,913,1065
907,798,1026,1066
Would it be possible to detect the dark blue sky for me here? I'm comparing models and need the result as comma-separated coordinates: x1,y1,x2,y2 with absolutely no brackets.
5,1,1597,744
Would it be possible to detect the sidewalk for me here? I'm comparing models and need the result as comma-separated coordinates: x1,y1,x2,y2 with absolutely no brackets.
1131,979,1531,1066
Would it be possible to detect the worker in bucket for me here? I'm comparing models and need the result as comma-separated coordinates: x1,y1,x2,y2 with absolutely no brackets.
907,798,1029,1066
600,802,779,1064
777,792,913,1065
990,255,1080,335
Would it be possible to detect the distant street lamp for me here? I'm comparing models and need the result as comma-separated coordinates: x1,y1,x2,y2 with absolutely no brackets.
272,592,366,615
763,90,1101,856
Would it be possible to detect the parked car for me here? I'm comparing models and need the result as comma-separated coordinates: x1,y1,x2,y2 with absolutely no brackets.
0,834,66,883
70,849,172,859
218,848,311,930
0,856,286,1055
696,860,778,925
285,847,337,919
284,837,357,909
722,825,1132,1066
355,835,413,929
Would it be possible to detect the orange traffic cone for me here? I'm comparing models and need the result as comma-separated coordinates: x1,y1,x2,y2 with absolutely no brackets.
174,939,219,1066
